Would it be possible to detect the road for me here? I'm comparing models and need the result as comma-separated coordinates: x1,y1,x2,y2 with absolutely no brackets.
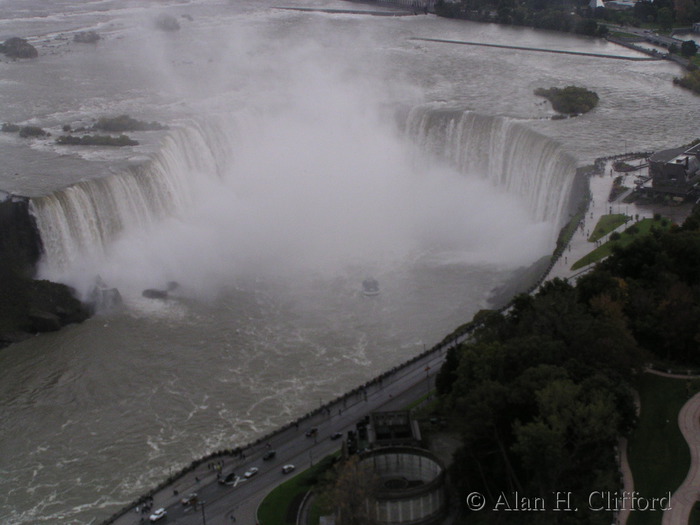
110,345,449,525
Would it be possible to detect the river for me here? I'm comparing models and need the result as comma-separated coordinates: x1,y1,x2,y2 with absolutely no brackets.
0,1,697,523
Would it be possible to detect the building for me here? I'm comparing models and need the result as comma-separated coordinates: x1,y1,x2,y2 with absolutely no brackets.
604,0,636,9
649,143,700,195
359,447,447,525
368,410,422,447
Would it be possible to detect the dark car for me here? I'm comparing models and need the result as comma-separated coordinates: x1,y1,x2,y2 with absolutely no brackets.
330,432,343,440
263,450,276,461
218,472,237,485
305,427,318,437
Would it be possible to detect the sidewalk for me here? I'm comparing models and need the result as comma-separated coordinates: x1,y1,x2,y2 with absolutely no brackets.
547,157,681,283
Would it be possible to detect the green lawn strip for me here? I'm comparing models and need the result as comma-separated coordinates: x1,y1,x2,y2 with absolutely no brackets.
571,218,670,271
257,453,338,525
627,374,700,525
589,213,630,242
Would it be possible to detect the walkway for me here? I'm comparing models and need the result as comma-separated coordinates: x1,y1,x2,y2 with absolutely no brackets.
663,392,700,525
411,37,662,60
546,157,658,283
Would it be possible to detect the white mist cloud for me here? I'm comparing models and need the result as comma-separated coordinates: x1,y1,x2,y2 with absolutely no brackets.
43,10,554,299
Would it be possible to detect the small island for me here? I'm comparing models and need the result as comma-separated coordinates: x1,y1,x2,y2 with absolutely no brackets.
91,114,168,132
534,85,599,115
0,37,38,59
56,134,139,146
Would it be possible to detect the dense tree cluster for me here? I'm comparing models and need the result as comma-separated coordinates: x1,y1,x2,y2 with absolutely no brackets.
436,206,700,523
632,0,700,27
674,69,700,94
435,0,610,34
435,0,700,34
56,134,139,146
534,86,599,114
92,114,168,132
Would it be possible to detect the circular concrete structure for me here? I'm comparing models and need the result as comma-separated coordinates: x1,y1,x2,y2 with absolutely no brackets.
359,447,446,525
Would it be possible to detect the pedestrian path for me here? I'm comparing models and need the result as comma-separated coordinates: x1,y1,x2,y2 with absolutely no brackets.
618,436,635,525
547,157,665,283
662,392,700,525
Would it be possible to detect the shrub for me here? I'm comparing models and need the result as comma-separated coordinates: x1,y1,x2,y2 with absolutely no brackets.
56,134,138,146
19,126,47,138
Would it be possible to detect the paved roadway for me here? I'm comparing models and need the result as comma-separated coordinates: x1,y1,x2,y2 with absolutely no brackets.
111,346,449,525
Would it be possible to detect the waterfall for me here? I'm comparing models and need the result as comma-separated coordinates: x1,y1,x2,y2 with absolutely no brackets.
29,120,235,275
404,106,577,225
28,106,577,282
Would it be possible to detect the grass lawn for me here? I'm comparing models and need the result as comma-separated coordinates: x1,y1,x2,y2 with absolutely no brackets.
571,217,671,270
588,213,630,242
257,454,337,525
627,374,700,525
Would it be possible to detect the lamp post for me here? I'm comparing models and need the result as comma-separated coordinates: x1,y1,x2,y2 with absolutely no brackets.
201,500,207,525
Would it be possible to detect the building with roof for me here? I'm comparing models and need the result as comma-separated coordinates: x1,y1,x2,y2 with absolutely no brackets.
358,447,447,525
368,410,422,447
649,143,700,196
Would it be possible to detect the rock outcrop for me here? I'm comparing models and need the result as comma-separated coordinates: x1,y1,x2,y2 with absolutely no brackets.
154,14,180,31
0,37,38,59
73,31,100,44
0,196,90,349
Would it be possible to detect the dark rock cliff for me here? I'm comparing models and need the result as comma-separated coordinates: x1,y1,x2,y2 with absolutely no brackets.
0,196,89,349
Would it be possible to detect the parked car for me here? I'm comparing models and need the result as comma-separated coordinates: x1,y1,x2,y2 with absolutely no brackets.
281,464,296,474
263,450,276,461
219,472,236,485
180,492,198,506
244,467,259,478
149,508,167,522
330,432,343,440
305,427,318,437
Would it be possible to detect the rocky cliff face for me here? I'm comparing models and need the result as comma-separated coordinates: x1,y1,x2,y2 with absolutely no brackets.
0,37,38,59
0,196,42,269
0,196,89,349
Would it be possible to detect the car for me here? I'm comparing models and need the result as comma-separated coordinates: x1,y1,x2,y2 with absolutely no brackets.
330,432,343,440
180,492,198,506
244,467,259,478
262,450,276,461
219,472,237,485
149,508,167,522
305,427,318,437
281,464,296,474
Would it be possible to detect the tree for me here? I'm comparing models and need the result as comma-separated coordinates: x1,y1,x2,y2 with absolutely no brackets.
681,40,698,58
657,6,674,30
328,456,379,525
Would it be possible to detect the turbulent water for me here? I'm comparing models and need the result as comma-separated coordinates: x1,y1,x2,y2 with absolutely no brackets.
1,1,698,524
